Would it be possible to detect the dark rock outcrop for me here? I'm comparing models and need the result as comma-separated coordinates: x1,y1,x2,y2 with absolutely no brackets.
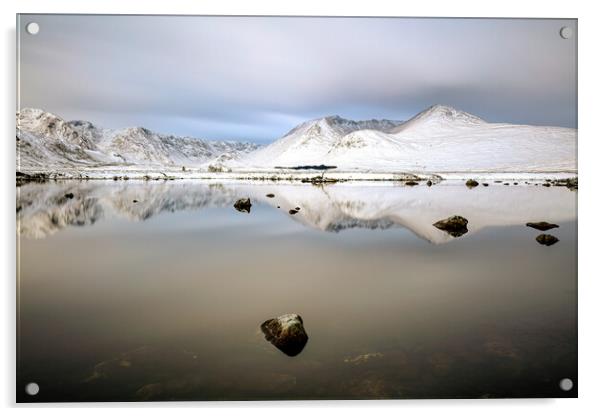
433,215,469,237
526,222,559,231
233,198,252,213
16,171,48,186
261,314,308,357
465,179,479,189
536,234,559,246
552,177,578,190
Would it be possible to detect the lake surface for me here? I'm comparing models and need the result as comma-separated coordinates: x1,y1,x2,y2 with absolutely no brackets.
16,180,577,401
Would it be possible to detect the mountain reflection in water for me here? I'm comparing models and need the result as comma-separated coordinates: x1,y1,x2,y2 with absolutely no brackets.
17,180,575,243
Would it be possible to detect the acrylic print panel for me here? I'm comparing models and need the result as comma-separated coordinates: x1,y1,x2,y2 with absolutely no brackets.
16,15,577,402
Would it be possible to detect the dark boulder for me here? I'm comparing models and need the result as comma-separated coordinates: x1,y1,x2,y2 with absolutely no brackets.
261,314,308,357
536,234,559,246
233,198,252,213
288,209,298,215
266,193,275,198
483,183,489,187
64,192,74,199
405,180,419,186
426,180,433,187
526,222,559,231
465,179,479,189
433,215,469,237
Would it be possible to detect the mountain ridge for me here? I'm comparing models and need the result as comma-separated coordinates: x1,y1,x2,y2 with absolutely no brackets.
17,105,577,174
241,104,577,172
17,108,261,170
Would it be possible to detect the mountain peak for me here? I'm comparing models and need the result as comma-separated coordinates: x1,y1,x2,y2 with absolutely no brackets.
416,104,484,123
390,105,485,135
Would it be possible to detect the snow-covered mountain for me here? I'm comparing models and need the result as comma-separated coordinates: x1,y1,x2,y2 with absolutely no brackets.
17,105,577,175
242,105,577,173
16,108,260,170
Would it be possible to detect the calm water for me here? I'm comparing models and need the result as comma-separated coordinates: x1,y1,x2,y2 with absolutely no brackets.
16,180,577,401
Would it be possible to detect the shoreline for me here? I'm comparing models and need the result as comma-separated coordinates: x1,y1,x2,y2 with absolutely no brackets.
15,168,578,183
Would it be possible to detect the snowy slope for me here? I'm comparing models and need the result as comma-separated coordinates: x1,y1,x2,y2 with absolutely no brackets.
17,108,260,170
241,115,402,168
241,105,577,173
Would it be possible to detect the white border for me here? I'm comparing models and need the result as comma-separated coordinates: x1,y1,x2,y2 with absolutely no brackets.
2,1,601,415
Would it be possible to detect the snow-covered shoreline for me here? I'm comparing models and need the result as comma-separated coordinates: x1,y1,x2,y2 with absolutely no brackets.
16,167,577,183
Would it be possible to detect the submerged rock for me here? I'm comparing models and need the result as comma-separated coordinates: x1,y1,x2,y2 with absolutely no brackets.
526,222,559,231
536,234,559,246
233,198,252,213
433,215,469,237
465,179,479,189
261,313,308,357
266,193,275,198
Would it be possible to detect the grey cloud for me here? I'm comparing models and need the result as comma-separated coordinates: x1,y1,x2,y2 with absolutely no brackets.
19,15,577,142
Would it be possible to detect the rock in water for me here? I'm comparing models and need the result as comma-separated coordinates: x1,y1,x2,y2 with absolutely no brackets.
266,193,275,198
526,222,559,231
64,192,74,199
261,314,308,357
433,215,469,237
288,209,298,215
426,180,433,187
405,180,419,186
536,234,559,246
233,198,252,213
465,179,479,189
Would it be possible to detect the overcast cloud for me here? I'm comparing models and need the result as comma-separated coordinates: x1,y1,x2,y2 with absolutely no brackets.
18,15,576,143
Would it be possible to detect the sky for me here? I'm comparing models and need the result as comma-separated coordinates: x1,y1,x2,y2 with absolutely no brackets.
18,15,577,143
